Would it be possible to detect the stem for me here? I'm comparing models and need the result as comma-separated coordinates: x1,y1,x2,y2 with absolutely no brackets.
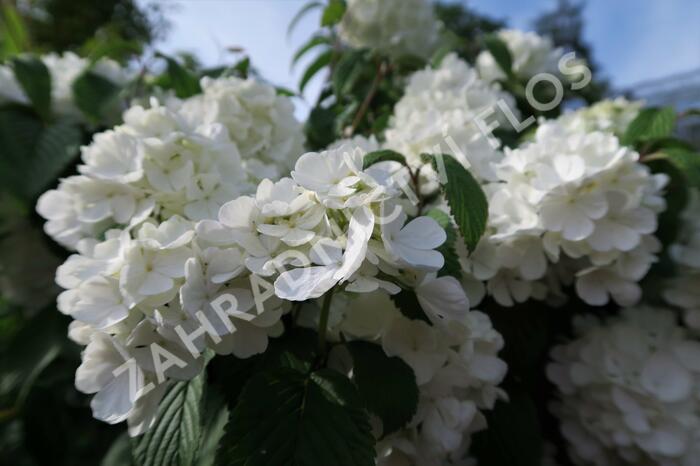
317,288,335,357
346,60,386,137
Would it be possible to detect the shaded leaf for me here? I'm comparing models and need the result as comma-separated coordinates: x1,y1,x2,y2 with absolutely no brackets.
362,149,406,169
622,106,677,146
156,52,202,98
299,50,332,93
391,289,431,324
426,208,462,279
11,56,51,119
483,34,513,79
321,0,346,26
72,70,121,121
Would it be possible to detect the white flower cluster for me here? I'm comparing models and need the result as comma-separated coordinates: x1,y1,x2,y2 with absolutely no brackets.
37,76,304,249
476,29,564,83
547,306,700,466
664,189,700,330
0,51,131,117
464,121,667,307
385,53,517,184
54,140,484,436
557,98,643,137
338,0,441,59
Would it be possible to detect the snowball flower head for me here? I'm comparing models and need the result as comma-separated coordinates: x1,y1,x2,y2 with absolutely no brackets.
338,0,441,59
548,306,700,466
557,98,643,137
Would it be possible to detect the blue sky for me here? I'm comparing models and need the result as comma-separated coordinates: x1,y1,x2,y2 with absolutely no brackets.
147,0,700,114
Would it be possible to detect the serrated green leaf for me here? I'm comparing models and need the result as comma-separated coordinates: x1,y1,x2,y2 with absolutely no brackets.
72,70,121,122
299,50,332,93
665,148,700,189
426,208,462,279
622,107,677,146
219,367,375,466
427,153,488,252
102,433,132,466
333,49,367,97
362,149,406,169
484,34,513,79
132,374,205,466
195,388,229,466
156,52,202,98
471,390,543,466
24,121,82,198
288,1,324,37
347,341,418,436
11,56,51,119
292,35,331,68
321,0,346,26
391,289,431,324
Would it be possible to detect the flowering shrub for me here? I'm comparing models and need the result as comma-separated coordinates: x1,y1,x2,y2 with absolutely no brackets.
1,0,699,465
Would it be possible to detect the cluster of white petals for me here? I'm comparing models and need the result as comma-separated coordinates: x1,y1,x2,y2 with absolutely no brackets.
0,51,131,117
36,76,304,249
338,0,441,59
476,29,564,83
664,189,700,330
557,98,643,137
464,121,667,307
385,53,517,184
548,306,700,466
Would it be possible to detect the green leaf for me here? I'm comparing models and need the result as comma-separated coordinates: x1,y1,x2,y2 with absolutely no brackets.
426,208,462,279
665,148,700,189
156,53,202,98
195,388,229,466
321,0,346,26
0,4,30,58
483,34,513,79
347,341,418,436
132,374,205,466
292,35,331,67
24,121,82,198
646,159,688,247
299,50,333,93
622,107,677,146
0,107,43,198
11,56,51,119
471,390,543,466
332,49,367,97
362,149,406,169
391,289,431,324
426,153,488,252
288,1,324,37
219,367,375,466
102,433,132,466
72,70,121,122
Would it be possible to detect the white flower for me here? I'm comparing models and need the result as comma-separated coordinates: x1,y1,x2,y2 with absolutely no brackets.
385,53,516,182
381,209,446,270
558,98,643,137
476,29,564,83
548,306,700,466
338,0,440,59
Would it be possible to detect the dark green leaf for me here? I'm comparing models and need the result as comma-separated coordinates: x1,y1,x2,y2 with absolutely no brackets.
72,70,121,121
292,35,331,67
665,148,700,189
233,57,250,79
0,107,43,198
24,121,81,198
333,49,367,97
483,34,513,79
321,0,346,26
195,388,229,466
304,105,336,149
362,149,406,169
288,1,324,37
622,107,677,146
426,153,488,251
426,209,462,279
102,433,132,466
276,86,297,97
347,341,418,436
156,52,202,98
11,56,51,119
132,374,205,466
391,289,431,324
219,367,375,466
471,390,543,466
299,50,333,93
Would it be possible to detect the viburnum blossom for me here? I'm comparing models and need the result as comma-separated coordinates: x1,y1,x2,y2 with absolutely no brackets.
460,120,667,307
548,306,700,466
36,76,305,249
385,53,516,184
557,98,643,137
0,51,132,117
476,29,565,83
338,0,441,59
